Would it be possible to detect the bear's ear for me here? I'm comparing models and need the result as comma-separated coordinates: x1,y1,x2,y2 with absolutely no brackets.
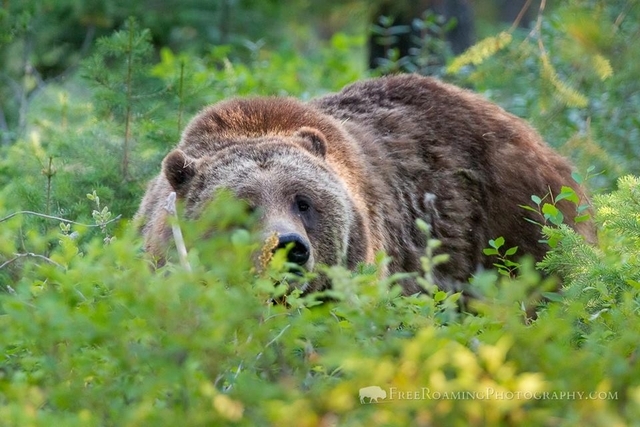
163,150,197,195
294,127,327,158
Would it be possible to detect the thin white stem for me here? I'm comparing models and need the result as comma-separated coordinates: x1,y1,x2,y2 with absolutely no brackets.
164,192,191,272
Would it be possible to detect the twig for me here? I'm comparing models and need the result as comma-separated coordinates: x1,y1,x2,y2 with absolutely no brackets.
163,192,191,272
222,361,244,392
508,0,534,33
254,324,292,363
0,252,64,271
0,210,122,226
535,0,548,49
533,0,551,71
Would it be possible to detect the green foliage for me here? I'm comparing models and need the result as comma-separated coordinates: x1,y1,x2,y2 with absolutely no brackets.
0,19,171,221
520,175,593,236
447,31,512,74
539,175,640,315
370,10,455,77
443,0,640,188
82,17,160,181
483,237,520,278
1,2,640,425
0,15,365,225
2,184,640,425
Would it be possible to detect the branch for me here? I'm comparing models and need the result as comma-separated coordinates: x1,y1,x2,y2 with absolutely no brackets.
163,192,191,272
508,0,534,33
0,210,122,227
0,252,64,271
254,325,292,363
535,0,548,53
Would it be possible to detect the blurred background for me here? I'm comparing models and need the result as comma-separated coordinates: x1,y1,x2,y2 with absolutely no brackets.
0,0,638,220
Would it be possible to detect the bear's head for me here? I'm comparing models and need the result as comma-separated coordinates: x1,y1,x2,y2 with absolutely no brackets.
161,126,367,292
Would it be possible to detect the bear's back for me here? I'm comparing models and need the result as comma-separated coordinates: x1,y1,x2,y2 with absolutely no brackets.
311,74,596,288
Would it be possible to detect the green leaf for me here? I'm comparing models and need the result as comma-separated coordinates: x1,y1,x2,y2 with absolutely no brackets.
575,214,591,223
448,292,462,303
627,279,640,289
542,203,564,226
427,239,442,249
231,229,251,246
554,186,580,204
434,291,447,302
505,246,518,256
519,204,538,213
488,237,505,249
432,254,450,265
531,195,542,205
577,204,591,214
496,267,511,276
547,234,560,248
524,217,544,227
571,171,583,184
483,248,499,256
415,218,429,232
541,292,564,302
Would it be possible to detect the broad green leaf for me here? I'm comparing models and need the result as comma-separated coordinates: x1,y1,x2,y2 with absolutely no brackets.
488,237,505,249
571,171,583,184
434,291,447,302
448,292,462,303
542,203,564,225
505,246,518,256
554,186,580,204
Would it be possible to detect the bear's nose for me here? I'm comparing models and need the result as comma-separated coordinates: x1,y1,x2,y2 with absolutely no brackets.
275,233,310,266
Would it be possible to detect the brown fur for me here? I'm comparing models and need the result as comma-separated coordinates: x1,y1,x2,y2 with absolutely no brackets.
136,74,596,294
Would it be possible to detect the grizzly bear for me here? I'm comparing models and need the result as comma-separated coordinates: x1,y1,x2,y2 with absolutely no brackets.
136,74,595,294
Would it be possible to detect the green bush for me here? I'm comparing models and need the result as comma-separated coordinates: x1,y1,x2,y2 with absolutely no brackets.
2,3,640,425
1,179,640,426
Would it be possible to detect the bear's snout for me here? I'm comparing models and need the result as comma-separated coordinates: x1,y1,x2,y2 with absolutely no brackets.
275,233,310,266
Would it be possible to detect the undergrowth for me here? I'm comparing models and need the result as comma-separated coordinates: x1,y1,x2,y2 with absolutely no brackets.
2,4,640,425
0,178,639,426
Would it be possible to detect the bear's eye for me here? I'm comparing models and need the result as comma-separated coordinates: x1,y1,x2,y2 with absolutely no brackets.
295,196,311,213
297,199,310,212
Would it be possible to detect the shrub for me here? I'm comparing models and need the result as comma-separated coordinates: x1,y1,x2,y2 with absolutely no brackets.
1,181,640,426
